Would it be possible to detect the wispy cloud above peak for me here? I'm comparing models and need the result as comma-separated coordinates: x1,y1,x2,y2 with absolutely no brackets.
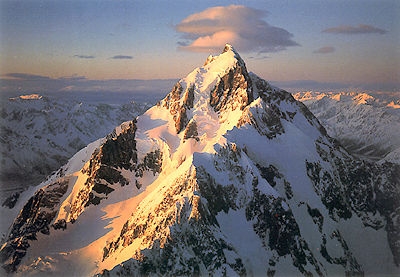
110,55,133,59
74,55,95,59
313,46,335,54
175,5,299,53
322,24,387,35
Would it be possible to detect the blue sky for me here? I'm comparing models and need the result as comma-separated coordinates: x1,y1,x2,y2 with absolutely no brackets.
1,0,399,92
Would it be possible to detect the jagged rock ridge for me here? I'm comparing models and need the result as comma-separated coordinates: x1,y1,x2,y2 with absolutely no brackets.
1,44,399,277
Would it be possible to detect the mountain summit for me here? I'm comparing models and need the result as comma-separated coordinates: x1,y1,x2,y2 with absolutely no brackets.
1,45,399,276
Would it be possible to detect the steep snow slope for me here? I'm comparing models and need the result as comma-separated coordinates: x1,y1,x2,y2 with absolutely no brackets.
0,94,155,201
293,91,400,164
1,45,399,277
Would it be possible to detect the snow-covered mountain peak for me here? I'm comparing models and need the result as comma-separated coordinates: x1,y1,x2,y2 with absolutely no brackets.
388,101,400,109
1,47,399,277
202,44,239,67
294,91,377,106
223,43,234,52
159,44,253,135
222,43,243,62
351,92,374,105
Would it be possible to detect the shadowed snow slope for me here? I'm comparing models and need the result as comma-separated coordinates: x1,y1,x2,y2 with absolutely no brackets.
1,45,399,277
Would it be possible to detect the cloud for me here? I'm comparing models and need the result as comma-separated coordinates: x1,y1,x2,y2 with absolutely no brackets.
74,55,95,59
110,55,133,59
322,24,387,35
175,5,299,53
59,75,87,81
1,72,177,96
313,46,335,54
2,73,51,80
247,55,270,60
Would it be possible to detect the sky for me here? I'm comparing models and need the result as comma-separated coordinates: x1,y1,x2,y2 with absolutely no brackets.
1,0,399,92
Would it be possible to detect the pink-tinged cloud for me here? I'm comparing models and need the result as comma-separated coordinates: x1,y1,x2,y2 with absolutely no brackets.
313,46,335,54
175,5,299,53
181,31,240,52
322,24,387,34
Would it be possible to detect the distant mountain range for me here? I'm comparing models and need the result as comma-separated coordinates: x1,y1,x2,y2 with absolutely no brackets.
0,93,156,200
1,45,398,276
293,91,400,164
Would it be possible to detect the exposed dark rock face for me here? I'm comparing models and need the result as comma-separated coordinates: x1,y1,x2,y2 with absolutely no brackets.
308,139,400,265
183,120,199,141
162,83,195,134
70,120,163,221
0,180,69,273
162,49,254,135
249,73,329,139
136,149,163,177
98,139,366,276
52,219,67,230
2,192,20,209
246,177,325,276
210,61,253,113
237,100,285,139
70,120,138,220
257,164,282,187
183,84,195,109
307,204,324,233
256,164,294,200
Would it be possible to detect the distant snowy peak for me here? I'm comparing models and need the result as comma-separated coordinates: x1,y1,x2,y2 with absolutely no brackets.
294,91,400,109
0,94,153,202
9,94,43,101
352,93,374,105
293,91,400,163
388,101,400,109
293,91,376,105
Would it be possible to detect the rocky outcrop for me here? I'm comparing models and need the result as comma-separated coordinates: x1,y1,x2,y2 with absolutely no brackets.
162,83,195,133
183,120,199,141
69,120,163,221
210,57,253,113
0,179,69,273
69,121,138,221
308,139,400,265
2,192,20,209
162,45,254,135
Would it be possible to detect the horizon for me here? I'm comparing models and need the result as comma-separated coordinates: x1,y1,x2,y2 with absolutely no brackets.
1,0,399,93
